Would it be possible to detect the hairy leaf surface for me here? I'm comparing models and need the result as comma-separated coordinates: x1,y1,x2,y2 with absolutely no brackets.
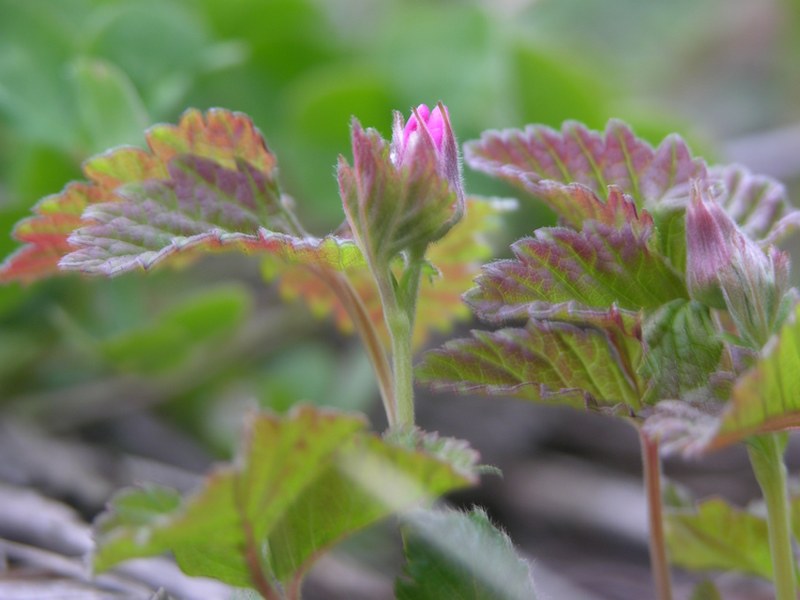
395,508,536,600
464,119,704,226
711,164,800,244
466,203,686,324
711,302,800,448
94,406,476,590
639,300,723,405
1,108,275,282
417,312,643,412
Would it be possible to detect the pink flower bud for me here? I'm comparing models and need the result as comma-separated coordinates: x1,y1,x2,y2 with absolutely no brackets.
339,104,465,267
401,104,447,151
686,182,791,346
390,103,463,207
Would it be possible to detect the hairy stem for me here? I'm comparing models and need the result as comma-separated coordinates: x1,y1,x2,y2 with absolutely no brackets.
640,430,673,600
748,433,796,600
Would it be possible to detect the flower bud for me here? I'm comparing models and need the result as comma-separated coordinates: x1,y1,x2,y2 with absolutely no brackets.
390,103,464,208
339,104,465,268
686,183,792,347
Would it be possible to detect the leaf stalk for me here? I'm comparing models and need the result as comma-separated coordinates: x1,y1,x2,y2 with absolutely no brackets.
747,433,796,600
640,430,673,600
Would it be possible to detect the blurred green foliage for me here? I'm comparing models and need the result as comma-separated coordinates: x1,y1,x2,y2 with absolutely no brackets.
1,0,798,455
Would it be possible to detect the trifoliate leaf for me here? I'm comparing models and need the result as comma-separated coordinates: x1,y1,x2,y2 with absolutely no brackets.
466,198,686,324
395,508,537,600
666,497,773,581
417,311,644,413
639,300,723,405
1,108,277,282
94,406,477,592
464,119,705,225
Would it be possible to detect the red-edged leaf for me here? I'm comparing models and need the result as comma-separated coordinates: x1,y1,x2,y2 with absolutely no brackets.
710,164,800,244
94,406,477,590
270,198,512,348
1,109,276,282
464,119,705,227
417,309,644,413
466,193,686,324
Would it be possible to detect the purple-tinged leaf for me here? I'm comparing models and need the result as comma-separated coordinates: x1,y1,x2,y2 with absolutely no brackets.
466,201,686,324
464,119,705,226
1,109,277,283
417,311,644,412
59,155,355,276
710,164,800,244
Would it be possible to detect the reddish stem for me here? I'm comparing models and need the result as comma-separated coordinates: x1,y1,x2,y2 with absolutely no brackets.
320,270,396,426
640,429,673,600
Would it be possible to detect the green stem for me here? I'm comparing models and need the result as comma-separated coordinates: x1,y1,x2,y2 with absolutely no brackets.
375,249,425,430
639,430,673,600
747,433,796,600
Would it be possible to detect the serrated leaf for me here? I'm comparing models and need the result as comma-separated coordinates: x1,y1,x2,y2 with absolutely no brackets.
464,119,705,226
709,302,800,449
269,198,511,348
395,508,537,600
666,497,773,581
639,300,724,405
711,164,800,244
644,302,800,455
94,406,477,591
417,312,644,412
1,108,278,283
466,198,686,324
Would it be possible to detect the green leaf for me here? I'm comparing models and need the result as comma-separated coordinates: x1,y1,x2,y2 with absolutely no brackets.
466,194,686,324
94,406,477,591
417,311,644,412
395,507,536,600
68,57,150,154
464,120,705,227
666,497,773,581
100,285,252,375
710,301,800,448
639,300,723,405
690,580,723,600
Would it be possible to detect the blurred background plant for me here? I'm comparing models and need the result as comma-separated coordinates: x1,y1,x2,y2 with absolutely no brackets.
1,0,799,598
